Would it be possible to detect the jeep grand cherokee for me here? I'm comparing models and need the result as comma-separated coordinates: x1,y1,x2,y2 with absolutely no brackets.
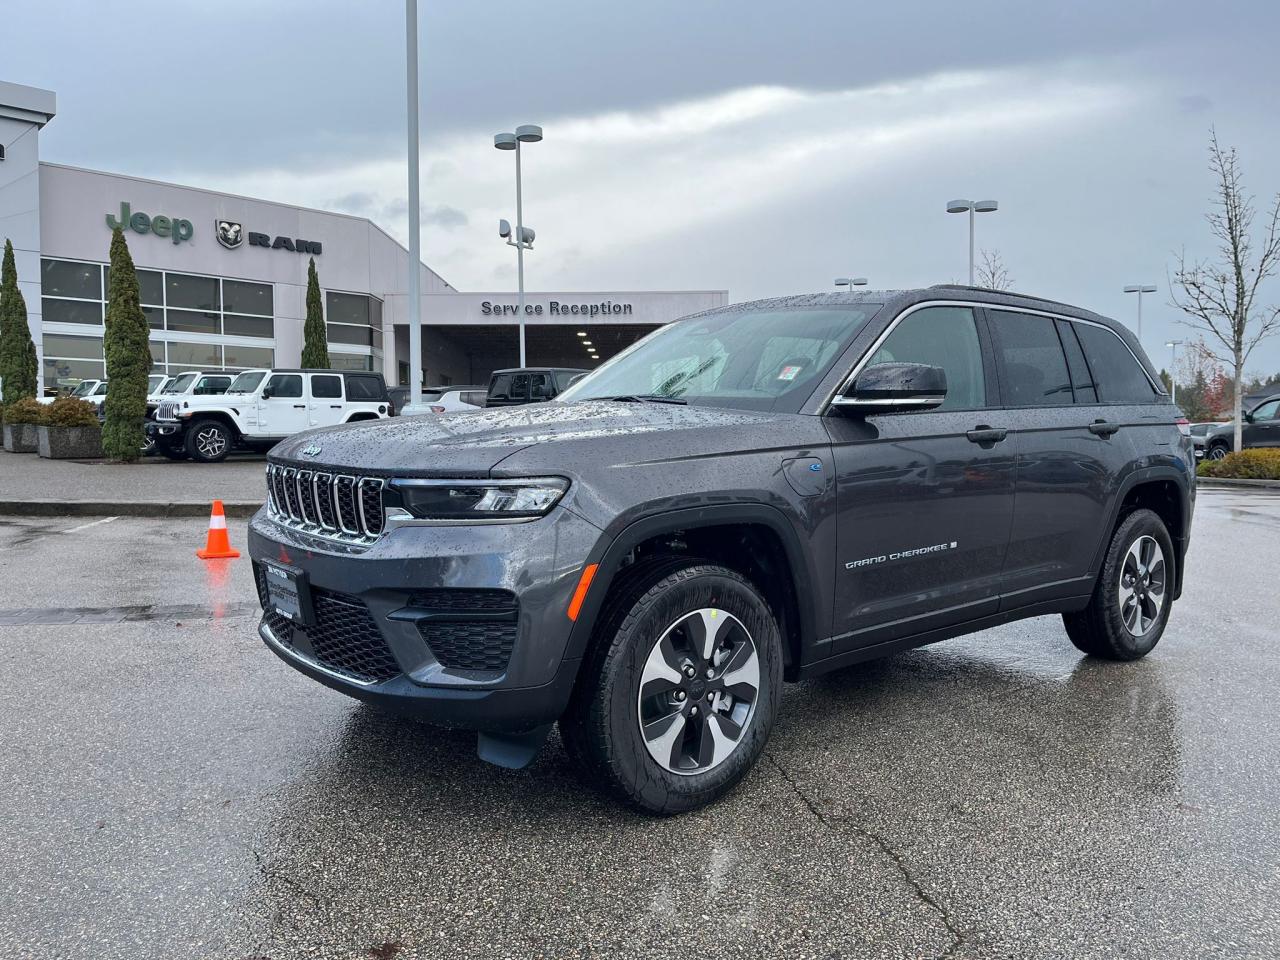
249,286,1195,813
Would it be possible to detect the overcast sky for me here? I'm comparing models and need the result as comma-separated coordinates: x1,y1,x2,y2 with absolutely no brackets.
10,0,1280,373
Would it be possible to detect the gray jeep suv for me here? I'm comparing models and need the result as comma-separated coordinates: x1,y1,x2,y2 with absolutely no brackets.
249,286,1195,813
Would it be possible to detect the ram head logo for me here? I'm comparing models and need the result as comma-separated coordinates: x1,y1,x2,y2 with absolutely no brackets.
215,219,244,249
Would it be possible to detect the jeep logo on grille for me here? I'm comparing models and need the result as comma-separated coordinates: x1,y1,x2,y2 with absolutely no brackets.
300,443,323,458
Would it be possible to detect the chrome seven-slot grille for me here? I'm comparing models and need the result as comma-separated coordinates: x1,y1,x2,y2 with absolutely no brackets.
156,399,180,421
266,463,386,541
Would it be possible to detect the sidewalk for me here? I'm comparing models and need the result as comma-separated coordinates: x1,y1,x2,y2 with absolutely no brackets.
0,450,267,516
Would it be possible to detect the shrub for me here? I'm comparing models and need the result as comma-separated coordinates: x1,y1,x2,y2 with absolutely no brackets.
0,238,39,403
45,396,100,428
1197,448,1280,480
301,257,330,369
3,397,46,426
101,228,150,461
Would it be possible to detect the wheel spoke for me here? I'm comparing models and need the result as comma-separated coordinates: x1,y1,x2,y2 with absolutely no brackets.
705,714,738,767
642,711,687,769
692,609,727,660
720,644,759,699
640,634,684,699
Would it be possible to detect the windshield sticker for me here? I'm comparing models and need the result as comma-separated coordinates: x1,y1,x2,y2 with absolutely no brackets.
778,365,803,381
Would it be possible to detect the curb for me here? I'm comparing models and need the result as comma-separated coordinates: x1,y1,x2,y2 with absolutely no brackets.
1196,478,1280,491
0,500,264,518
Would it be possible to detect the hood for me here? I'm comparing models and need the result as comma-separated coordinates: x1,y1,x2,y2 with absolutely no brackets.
268,400,801,476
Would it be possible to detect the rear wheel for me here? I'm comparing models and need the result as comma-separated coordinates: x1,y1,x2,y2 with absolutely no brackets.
186,419,232,463
560,561,782,814
1063,508,1175,661
1206,441,1230,460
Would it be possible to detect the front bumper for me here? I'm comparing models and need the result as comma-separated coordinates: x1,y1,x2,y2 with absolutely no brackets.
145,421,183,440
247,504,601,733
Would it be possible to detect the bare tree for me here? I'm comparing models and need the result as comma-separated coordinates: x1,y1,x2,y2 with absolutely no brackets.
1171,130,1280,452
975,249,1013,291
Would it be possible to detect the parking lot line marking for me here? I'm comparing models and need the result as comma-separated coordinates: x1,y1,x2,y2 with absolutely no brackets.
62,517,119,534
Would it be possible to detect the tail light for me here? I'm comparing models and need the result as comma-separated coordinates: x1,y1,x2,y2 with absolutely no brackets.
430,405,446,413
1176,417,1191,437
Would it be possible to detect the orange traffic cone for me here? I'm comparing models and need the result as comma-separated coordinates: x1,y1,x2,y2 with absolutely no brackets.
196,500,241,559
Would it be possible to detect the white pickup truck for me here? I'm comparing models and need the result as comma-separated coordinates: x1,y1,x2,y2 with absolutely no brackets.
147,368,391,462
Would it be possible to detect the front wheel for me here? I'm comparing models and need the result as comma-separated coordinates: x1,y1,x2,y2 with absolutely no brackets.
1063,508,1175,661
560,561,783,814
185,419,232,463
1206,441,1230,461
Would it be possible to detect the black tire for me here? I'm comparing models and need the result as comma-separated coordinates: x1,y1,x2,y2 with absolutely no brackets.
185,419,232,463
1206,440,1230,461
157,442,188,461
560,560,783,814
1063,508,1175,661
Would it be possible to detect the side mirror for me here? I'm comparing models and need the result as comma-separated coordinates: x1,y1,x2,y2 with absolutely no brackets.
261,389,272,400
832,361,948,414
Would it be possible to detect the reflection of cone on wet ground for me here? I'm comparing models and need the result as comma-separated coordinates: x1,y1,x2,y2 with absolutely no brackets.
196,500,240,559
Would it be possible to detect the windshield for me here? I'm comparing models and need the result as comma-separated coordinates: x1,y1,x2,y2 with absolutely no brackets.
148,375,166,393
162,373,197,394
557,306,877,412
227,371,267,394
1189,423,1211,437
71,381,96,397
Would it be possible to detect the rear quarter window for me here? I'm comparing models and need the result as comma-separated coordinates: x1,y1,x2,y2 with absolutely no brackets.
1072,322,1158,403
344,375,386,401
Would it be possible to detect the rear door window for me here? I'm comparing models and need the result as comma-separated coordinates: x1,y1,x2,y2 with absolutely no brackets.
311,374,342,399
1072,322,1157,403
530,374,552,400
1055,320,1098,403
988,311,1073,407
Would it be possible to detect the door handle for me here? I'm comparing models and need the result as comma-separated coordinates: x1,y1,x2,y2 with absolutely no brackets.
330,404,341,409
1088,419,1121,437
966,426,1008,444
292,404,306,409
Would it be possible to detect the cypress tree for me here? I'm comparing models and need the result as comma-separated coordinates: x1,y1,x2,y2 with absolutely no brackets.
101,228,150,461
0,238,39,403
300,257,330,368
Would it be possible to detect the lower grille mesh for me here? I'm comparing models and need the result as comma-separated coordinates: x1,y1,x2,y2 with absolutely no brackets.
254,563,401,684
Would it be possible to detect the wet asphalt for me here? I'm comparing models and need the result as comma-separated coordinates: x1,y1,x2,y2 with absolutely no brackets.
0,488,1277,959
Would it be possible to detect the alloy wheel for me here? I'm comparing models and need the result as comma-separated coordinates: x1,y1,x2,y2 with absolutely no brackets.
1118,534,1166,637
1208,445,1228,460
636,607,760,775
195,427,226,459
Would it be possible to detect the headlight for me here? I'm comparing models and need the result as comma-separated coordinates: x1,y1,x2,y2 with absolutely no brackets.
385,477,568,522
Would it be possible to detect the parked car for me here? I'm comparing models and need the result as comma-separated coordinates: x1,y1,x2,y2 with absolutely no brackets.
485,367,588,407
147,368,391,462
249,286,1194,813
39,379,105,405
387,385,486,416
1200,397,1280,459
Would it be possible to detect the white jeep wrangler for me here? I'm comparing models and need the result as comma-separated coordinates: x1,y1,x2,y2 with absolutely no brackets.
147,368,391,462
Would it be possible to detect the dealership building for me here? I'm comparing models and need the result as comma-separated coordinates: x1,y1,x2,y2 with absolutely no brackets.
0,81,726,392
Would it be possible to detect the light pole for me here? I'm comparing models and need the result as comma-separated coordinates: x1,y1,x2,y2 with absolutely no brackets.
1165,339,1184,404
835,277,868,291
495,124,543,367
1123,284,1157,342
945,199,998,285
402,0,425,414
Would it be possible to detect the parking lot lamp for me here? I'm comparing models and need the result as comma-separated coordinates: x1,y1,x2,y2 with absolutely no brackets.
1165,339,1184,404
495,124,543,367
946,199,998,285
834,277,868,291
403,0,426,415
1124,284,1158,343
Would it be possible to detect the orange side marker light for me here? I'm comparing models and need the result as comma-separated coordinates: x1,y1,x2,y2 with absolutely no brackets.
567,563,599,621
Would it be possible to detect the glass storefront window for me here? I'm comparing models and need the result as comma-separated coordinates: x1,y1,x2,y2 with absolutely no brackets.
143,306,163,329
41,260,101,300
42,334,103,359
43,298,103,325
223,344,274,368
166,273,220,311
167,310,220,335
223,314,274,338
167,341,222,368
326,291,370,326
137,270,164,306
327,323,373,346
330,352,374,371
43,357,105,386
223,280,273,316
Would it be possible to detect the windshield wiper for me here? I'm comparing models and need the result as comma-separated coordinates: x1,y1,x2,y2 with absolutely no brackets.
596,394,688,405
